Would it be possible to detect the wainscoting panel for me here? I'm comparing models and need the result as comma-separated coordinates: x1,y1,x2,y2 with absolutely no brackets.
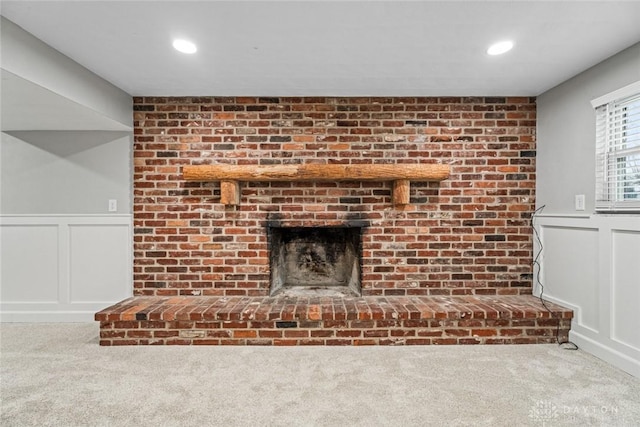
611,230,640,351
0,215,132,322
539,225,599,331
535,214,640,378
1,224,60,303
68,223,131,303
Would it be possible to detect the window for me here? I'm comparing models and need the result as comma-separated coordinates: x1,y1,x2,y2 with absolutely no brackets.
592,81,640,212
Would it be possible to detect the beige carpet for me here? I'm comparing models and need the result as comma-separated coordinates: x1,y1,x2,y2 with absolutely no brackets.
1,323,639,426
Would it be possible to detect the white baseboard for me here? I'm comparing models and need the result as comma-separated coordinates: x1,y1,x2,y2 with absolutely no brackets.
0,300,120,323
0,310,100,322
570,330,640,378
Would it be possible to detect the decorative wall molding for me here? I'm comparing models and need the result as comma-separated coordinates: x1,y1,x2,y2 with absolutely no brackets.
0,215,132,322
534,214,640,378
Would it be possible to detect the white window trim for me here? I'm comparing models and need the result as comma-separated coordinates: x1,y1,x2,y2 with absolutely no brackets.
591,80,640,213
591,81,640,109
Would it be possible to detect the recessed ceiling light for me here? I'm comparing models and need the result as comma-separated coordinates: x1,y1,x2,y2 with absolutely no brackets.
487,41,514,56
173,39,197,54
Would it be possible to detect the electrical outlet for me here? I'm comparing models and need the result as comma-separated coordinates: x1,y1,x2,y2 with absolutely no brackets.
108,199,118,212
574,194,585,211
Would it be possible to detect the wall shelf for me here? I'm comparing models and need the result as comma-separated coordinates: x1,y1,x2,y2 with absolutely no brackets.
182,163,450,206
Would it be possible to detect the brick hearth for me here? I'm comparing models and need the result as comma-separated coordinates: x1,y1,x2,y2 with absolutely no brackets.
96,295,572,346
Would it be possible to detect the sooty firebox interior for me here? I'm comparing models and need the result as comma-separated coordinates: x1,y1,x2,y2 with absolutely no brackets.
268,226,362,297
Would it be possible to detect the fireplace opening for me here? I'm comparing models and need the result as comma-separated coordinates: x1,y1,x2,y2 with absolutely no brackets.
268,226,362,297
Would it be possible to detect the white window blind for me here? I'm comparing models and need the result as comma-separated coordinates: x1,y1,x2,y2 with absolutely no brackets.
593,83,640,212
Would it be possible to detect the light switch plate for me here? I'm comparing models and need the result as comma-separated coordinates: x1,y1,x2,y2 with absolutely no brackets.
575,194,585,211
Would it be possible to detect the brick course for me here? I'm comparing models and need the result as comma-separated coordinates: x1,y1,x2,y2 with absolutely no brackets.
133,96,537,297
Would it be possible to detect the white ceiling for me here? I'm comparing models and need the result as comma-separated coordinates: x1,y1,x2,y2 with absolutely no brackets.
2,0,639,97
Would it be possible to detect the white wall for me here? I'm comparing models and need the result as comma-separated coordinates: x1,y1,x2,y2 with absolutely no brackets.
537,43,640,214
536,42,640,377
1,131,131,214
0,18,133,321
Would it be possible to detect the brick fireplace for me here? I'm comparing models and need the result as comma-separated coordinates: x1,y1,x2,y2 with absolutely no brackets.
96,96,573,345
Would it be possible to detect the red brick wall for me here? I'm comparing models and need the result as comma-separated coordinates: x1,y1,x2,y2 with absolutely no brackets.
133,96,536,297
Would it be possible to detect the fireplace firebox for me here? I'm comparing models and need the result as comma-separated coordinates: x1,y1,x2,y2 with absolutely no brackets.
268,225,363,297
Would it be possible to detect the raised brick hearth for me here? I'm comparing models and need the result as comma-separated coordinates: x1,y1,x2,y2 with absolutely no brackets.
96,295,572,346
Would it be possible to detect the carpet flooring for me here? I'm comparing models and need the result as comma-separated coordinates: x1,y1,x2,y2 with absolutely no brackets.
1,323,639,426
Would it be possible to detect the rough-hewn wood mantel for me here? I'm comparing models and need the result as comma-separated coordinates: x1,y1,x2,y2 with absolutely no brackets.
183,163,450,206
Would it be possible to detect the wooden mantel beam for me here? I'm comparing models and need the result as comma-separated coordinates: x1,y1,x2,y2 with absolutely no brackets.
183,163,450,182
182,163,450,207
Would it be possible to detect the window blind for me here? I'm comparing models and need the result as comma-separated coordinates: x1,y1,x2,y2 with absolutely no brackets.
594,91,640,212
